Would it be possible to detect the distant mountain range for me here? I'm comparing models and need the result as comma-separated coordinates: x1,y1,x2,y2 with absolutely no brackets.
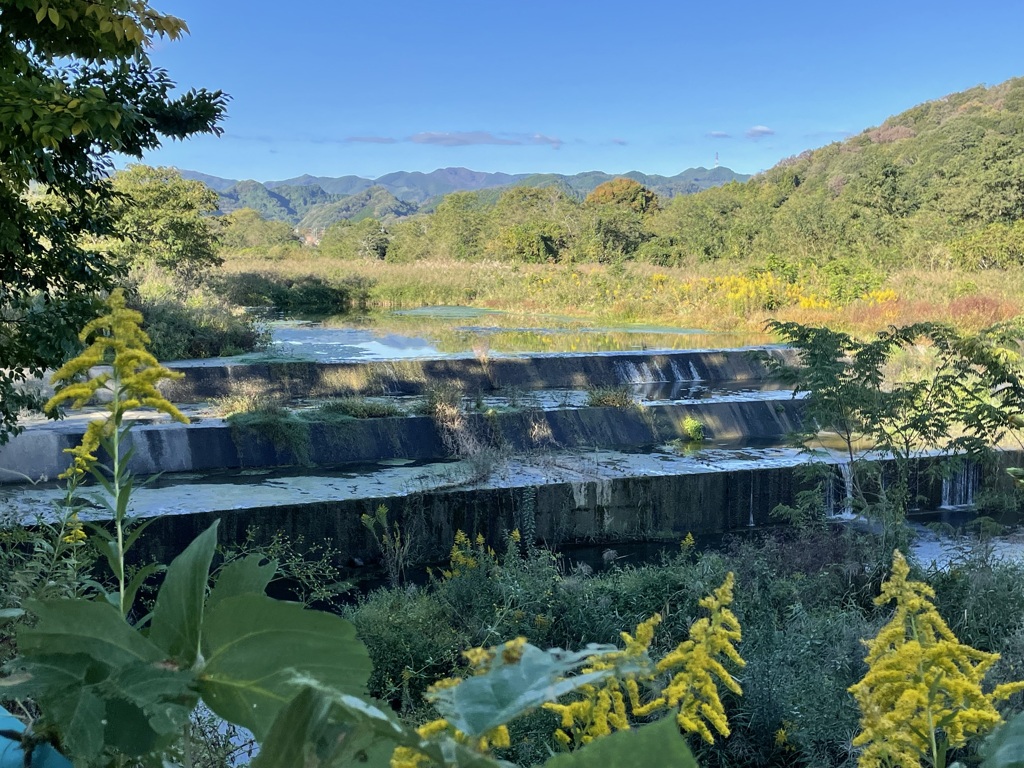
179,166,750,229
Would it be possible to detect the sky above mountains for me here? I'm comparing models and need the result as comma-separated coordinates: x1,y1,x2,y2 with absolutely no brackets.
141,0,1024,180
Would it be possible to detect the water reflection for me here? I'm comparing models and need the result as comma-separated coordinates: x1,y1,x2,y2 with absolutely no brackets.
260,307,774,362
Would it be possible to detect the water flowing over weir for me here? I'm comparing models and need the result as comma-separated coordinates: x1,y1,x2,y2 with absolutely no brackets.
1,344,1019,567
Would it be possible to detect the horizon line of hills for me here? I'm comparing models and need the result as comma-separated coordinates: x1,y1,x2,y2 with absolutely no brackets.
178,165,750,231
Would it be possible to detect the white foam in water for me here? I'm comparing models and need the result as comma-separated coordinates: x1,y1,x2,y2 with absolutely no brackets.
941,462,980,509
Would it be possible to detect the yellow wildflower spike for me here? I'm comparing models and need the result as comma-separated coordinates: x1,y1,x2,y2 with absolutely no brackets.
45,288,188,480
850,550,1024,767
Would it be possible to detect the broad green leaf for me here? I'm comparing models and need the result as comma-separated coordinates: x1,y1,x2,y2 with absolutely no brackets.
19,599,163,667
149,521,219,667
58,687,106,764
198,595,372,739
251,686,336,768
983,711,1024,767
5,654,105,765
429,643,620,738
543,716,698,768
207,554,277,611
106,662,197,735
254,681,505,768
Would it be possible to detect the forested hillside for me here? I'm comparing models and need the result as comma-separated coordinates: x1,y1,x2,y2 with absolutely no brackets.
654,78,1024,271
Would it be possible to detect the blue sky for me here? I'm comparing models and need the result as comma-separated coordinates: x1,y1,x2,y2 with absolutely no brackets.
141,0,1024,182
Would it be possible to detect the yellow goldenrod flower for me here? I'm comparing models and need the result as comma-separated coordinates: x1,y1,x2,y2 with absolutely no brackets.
849,550,1024,768
45,288,188,480
61,512,87,544
546,574,743,748
390,639,524,767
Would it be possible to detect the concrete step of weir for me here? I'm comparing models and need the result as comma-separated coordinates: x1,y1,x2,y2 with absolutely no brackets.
0,397,805,485
5,447,1008,571
0,446,830,567
159,347,797,403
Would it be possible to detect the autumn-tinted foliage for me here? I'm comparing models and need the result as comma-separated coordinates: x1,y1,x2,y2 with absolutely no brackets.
585,178,661,215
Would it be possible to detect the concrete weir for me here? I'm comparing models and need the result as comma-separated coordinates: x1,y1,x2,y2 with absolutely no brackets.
10,344,995,567
158,347,797,402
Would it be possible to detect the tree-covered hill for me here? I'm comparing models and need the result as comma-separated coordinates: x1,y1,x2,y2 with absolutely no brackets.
297,186,417,231
652,78,1024,270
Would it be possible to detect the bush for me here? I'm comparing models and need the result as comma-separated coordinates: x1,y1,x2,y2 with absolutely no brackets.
317,397,403,419
585,385,635,408
132,288,268,361
213,271,371,313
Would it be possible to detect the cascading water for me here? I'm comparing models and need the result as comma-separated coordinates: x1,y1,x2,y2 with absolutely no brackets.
941,462,980,509
748,471,755,526
828,460,855,517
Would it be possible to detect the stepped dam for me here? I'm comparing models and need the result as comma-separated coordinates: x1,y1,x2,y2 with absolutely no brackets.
0,346,1012,569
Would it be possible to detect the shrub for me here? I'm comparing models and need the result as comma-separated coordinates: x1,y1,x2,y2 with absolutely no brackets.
132,289,268,361
213,271,371,312
681,416,706,442
585,385,635,408
317,397,403,419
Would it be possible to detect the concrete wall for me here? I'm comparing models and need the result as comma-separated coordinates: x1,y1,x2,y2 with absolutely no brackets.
0,399,804,484
159,348,797,402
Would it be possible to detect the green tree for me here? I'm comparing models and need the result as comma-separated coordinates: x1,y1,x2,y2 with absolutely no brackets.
214,207,301,252
429,192,486,260
0,0,226,443
319,217,390,260
486,187,575,262
109,165,222,279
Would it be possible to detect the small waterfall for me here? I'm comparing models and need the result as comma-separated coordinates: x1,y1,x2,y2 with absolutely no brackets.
941,462,980,509
615,361,647,385
748,471,755,527
570,481,589,510
688,362,703,382
829,460,854,517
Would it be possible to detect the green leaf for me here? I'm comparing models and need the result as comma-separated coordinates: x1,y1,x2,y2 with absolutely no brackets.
123,515,159,553
3,654,105,764
148,521,219,667
253,681,504,768
251,686,336,768
19,599,163,667
207,554,277,611
983,711,1024,767
106,661,197,735
429,643,621,738
123,562,164,620
198,595,372,739
543,716,698,768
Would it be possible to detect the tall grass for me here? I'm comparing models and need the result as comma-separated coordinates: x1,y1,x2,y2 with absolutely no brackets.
217,252,1024,334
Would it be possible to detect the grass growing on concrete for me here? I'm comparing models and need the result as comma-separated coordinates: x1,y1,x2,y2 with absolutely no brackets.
585,385,636,408
228,405,311,465
211,382,283,418
317,397,403,419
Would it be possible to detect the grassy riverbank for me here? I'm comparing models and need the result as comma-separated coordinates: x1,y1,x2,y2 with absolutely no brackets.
215,253,1024,334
